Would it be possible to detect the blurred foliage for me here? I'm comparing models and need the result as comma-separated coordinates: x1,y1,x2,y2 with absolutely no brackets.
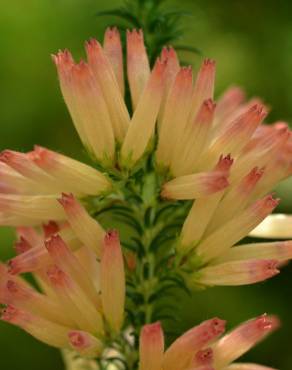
1,0,292,369
96,0,200,64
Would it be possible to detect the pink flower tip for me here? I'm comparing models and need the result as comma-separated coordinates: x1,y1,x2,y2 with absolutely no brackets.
195,99,216,126
43,221,60,238
29,145,50,166
249,103,268,120
52,49,74,67
203,58,216,68
104,229,119,246
68,331,90,349
126,28,144,40
85,38,102,54
225,86,246,102
44,234,63,253
0,150,14,164
252,194,280,218
179,66,193,79
1,305,19,322
210,317,226,335
142,321,162,336
6,280,19,294
255,314,275,331
274,121,288,131
199,317,226,343
215,154,234,173
268,315,281,330
263,194,280,209
105,26,119,38
161,46,177,62
203,98,216,112
71,60,90,78
243,314,281,338
46,265,66,286
153,57,167,76
249,167,264,181
261,259,280,278
14,237,31,255
241,167,265,193
251,103,265,113
26,150,38,162
216,175,229,191
7,259,20,275
7,280,30,304
33,145,49,157
58,192,75,207
195,348,213,365
276,126,290,139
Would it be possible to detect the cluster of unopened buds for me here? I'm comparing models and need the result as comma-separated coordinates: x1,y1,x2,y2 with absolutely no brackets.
0,27,292,370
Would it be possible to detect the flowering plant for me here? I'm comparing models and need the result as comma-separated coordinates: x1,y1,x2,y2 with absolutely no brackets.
1,3,292,369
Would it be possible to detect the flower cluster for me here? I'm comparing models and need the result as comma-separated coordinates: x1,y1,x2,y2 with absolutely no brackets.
139,314,278,370
0,27,291,369
0,220,125,357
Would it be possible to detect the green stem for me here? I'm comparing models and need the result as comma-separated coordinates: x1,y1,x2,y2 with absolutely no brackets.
89,169,188,370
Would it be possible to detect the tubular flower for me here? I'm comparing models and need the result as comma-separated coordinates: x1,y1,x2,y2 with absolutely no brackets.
0,27,291,370
0,228,125,356
156,57,292,286
138,315,278,370
0,147,112,226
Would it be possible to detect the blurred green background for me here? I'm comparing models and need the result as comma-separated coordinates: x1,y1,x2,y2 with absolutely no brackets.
1,0,292,368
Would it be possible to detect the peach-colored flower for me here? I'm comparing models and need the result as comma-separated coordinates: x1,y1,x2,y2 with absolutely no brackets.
1,227,125,355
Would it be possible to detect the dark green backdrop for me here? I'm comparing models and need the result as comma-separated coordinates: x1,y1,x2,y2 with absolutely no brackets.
1,1,292,369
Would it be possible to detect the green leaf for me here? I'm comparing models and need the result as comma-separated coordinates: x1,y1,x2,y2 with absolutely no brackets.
126,290,144,304
130,236,145,255
96,9,141,28
122,241,138,252
174,44,202,55
113,211,143,234
149,233,176,252
154,203,180,223
160,275,191,296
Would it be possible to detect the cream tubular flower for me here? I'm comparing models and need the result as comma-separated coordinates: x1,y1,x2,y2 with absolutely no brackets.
156,67,193,169
7,197,102,274
32,146,112,196
53,51,115,164
156,59,215,175
85,38,130,142
0,193,65,226
212,314,279,369
126,29,150,109
162,318,226,370
161,170,229,200
103,27,124,97
58,193,105,257
101,230,125,333
120,58,166,168
139,322,164,370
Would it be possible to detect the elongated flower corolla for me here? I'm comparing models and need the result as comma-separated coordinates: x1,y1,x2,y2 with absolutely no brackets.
101,230,125,332
139,322,164,370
